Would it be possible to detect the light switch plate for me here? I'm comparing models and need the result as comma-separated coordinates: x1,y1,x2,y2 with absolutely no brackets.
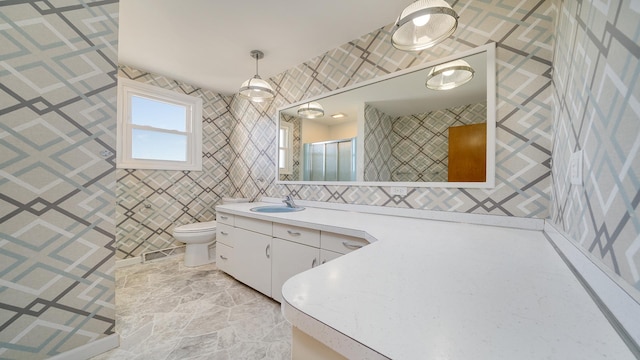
569,150,583,186
390,186,407,196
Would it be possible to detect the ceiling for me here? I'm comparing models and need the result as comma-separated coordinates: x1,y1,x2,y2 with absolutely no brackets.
118,0,408,96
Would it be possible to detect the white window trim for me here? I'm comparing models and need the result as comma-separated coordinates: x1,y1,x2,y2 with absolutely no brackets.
116,77,203,171
279,121,294,175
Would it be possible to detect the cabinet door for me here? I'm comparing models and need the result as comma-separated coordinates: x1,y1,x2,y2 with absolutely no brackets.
234,228,272,297
272,238,319,303
320,249,342,265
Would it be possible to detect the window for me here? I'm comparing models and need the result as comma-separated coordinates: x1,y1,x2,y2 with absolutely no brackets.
279,122,294,175
116,78,203,171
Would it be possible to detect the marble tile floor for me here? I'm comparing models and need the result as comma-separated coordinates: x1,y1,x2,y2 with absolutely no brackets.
92,257,291,360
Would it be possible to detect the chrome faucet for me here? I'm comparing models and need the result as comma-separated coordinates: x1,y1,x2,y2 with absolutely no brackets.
283,195,298,208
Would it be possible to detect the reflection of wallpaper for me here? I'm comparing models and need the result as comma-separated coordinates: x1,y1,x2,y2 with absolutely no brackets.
364,105,394,181
390,103,487,182
229,0,553,218
116,66,234,259
279,115,301,181
0,1,119,358
550,0,640,291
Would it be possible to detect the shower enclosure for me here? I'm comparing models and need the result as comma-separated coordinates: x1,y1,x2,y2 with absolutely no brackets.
303,138,356,181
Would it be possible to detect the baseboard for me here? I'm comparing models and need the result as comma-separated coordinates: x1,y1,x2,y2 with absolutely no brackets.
48,333,119,360
544,221,640,356
115,256,142,268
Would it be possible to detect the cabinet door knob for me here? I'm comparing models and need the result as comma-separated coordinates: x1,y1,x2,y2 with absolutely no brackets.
265,244,270,259
287,230,301,236
342,241,364,249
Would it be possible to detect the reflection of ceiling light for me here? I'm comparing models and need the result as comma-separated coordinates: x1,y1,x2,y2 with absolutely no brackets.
391,0,459,51
297,102,324,119
425,59,474,90
331,113,346,119
238,50,275,102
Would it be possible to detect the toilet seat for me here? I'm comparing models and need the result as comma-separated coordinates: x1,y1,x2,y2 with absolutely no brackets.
174,221,217,233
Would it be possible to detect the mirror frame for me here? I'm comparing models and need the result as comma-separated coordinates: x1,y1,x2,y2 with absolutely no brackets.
276,43,496,188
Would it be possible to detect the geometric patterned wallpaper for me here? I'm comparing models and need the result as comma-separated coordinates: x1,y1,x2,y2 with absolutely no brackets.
116,65,235,260
363,105,395,181
0,1,119,359
550,0,640,291
229,0,555,218
364,103,486,182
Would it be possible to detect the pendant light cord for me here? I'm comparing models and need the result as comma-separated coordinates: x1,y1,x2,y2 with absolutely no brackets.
254,54,259,77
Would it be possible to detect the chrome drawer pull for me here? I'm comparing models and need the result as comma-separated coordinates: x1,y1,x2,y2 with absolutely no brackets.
266,244,270,259
342,241,364,249
219,255,228,260
287,230,301,236
220,231,228,236
220,215,228,220
311,258,317,268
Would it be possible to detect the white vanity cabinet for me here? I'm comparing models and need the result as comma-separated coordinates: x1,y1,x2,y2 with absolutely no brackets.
215,209,368,303
216,213,272,297
271,223,321,303
272,238,319,303
216,214,236,276
216,223,235,275
233,227,271,297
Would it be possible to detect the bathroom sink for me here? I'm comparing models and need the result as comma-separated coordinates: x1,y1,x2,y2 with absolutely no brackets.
250,205,305,213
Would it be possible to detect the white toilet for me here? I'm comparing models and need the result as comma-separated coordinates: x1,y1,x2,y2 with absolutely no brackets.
173,198,249,267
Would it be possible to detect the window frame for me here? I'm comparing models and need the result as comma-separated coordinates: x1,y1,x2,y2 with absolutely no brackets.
279,121,294,175
116,78,203,171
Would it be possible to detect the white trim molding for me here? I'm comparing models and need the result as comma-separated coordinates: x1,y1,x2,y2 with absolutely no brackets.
544,221,640,355
116,77,203,171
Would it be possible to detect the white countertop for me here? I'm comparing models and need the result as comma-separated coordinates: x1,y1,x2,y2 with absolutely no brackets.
216,202,635,359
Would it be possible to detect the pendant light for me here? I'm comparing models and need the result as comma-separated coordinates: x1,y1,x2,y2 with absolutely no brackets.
391,0,459,51
297,102,324,119
238,50,275,102
425,59,474,90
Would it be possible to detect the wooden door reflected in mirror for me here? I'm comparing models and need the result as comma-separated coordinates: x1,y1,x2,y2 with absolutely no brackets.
448,123,487,182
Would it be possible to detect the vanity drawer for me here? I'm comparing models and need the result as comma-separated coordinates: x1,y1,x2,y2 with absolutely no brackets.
273,223,320,247
321,231,368,254
217,212,234,226
217,223,235,246
216,242,235,276
235,216,272,236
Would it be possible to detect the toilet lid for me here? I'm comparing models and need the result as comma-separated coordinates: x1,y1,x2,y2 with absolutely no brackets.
174,221,217,233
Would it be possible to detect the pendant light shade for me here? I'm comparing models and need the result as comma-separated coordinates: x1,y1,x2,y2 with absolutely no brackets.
425,59,474,90
391,0,459,51
238,50,274,102
297,102,324,119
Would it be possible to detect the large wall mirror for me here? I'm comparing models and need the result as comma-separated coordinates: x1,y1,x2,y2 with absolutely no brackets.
276,43,496,188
